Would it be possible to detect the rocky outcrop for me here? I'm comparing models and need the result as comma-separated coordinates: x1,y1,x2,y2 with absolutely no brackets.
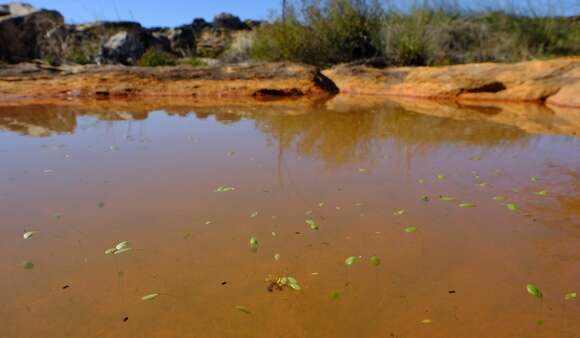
47,21,152,65
0,2,259,65
194,14,259,58
150,25,196,57
323,57,580,108
0,3,64,63
0,62,339,100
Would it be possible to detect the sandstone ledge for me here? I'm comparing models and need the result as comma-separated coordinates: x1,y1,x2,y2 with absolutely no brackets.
0,62,339,101
323,57,580,108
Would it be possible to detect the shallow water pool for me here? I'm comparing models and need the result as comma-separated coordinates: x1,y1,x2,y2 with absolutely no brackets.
0,100,579,338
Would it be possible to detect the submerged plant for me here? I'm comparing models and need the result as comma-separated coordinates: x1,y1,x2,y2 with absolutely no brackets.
265,275,301,292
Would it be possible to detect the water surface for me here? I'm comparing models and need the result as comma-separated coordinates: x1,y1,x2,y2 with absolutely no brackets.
1,101,579,338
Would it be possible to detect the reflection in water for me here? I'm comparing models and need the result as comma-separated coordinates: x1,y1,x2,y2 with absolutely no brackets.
0,100,579,338
0,100,530,165
253,107,529,168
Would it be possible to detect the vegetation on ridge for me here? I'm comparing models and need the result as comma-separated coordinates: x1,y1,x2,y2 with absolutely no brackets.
250,0,580,67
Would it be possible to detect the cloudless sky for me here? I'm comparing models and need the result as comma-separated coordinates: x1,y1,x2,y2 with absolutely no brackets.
26,0,580,27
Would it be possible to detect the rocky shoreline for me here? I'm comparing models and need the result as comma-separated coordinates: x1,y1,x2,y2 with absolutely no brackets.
0,62,338,100
1,57,579,108
324,57,580,108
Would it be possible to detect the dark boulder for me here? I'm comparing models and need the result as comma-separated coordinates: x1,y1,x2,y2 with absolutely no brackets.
213,13,243,30
192,18,211,32
0,3,64,63
243,19,263,30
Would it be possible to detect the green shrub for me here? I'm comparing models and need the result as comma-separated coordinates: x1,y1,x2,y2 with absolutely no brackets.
180,57,207,67
250,0,579,67
137,48,177,67
67,47,92,65
251,0,383,67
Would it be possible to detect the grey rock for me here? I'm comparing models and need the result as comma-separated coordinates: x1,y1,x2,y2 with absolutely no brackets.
100,30,145,65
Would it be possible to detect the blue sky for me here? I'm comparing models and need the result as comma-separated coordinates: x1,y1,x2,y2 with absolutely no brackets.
26,0,580,27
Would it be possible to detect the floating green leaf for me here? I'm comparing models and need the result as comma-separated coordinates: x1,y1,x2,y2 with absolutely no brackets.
530,176,539,182
249,237,259,250
404,226,417,233
437,174,446,180
493,196,506,201
23,231,37,240
469,156,481,161
506,203,519,211
421,319,432,324
287,277,301,290
113,247,132,255
370,256,381,266
564,292,576,300
526,284,543,298
440,196,455,201
215,186,235,192
23,261,34,270
534,190,548,196
141,293,159,301
420,195,430,202
331,291,341,300
104,248,117,255
458,203,475,208
306,219,319,230
345,256,357,266
235,305,251,314
418,179,425,184
273,253,280,261
115,241,130,250
393,209,405,216
249,211,259,218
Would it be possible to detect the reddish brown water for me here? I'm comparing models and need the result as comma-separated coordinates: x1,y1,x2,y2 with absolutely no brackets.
0,102,579,338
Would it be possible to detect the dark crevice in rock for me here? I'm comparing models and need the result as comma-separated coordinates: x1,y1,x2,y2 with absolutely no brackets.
462,81,506,94
252,88,304,98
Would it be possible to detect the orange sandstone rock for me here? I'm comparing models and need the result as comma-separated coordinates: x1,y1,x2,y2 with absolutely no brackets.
0,62,339,101
323,57,580,108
